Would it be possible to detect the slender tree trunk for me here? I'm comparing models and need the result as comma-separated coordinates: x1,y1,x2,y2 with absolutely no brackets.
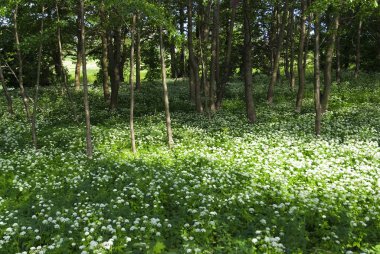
109,27,122,110
136,14,141,90
314,15,322,136
75,4,82,91
289,6,295,90
216,0,237,109
0,61,13,114
31,6,45,150
13,5,31,120
321,13,339,113
354,18,362,79
130,15,137,154
267,0,288,104
99,1,110,102
188,0,203,113
80,0,93,158
336,25,341,83
159,27,174,148
243,0,256,124
170,42,177,79
210,0,220,112
56,1,78,121
295,0,307,112
179,5,186,78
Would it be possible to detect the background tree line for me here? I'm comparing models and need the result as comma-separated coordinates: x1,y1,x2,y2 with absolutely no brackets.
0,0,379,157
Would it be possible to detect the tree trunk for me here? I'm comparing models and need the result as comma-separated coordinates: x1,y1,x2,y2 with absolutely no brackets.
267,0,288,104
159,27,174,148
75,4,82,91
336,25,341,83
179,5,186,77
56,1,78,121
31,6,45,150
295,0,307,112
188,0,203,113
243,0,256,124
314,15,322,136
210,0,220,112
170,42,177,79
321,13,339,113
216,0,237,109
80,0,93,158
129,14,137,154
289,6,295,90
354,18,362,79
0,61,13,115
13,4,31,120
99,1,110,102
109,27,122,110
136,14,141,90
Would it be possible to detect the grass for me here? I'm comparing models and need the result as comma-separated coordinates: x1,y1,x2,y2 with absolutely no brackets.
0,73,380,253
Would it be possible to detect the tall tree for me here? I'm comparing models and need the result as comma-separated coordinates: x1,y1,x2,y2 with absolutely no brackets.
354,18,362,78
0,60,13,115
295,0,307,112
31,6,45,150
267,0,288,104
13,4,31,120
130,14,137,154
242,0,256,124
80,0,93,158
216,0,237,109
99,0,110,102
159,26,174,148
75,2,82,91
321,11,340,113
314,15,322,135
188,0,203,112
136,14,141,90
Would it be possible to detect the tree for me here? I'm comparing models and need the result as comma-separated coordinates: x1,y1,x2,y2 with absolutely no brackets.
295,0,307,112
314,14,322,135
242,0,256,124
80,0,93,158
130,14,137,154
0,59,13,115
267,0,288,104
159,26,174,148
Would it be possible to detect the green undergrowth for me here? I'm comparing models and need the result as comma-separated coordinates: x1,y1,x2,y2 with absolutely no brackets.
0,73,380,253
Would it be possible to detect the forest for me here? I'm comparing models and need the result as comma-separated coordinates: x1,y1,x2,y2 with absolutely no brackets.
0,0,380,253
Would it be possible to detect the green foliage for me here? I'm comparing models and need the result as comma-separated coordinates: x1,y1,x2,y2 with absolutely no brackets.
1,73,380,253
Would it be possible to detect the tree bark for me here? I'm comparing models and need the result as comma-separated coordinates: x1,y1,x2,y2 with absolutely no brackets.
99,1,110,102
56,1,78,121
13,4,31,120
136,14,141,90
159,27,174,148
75,4,82,91
130,14,137,154
288,6,295,90
31,6,45,150
210,0,220,112
243,0,256,124
267,0,288,104
321,13,339,113
179,4,186,77
188,0,203,113
216,0,237,109
0,61,13,115
314,15,322,136
295,0,307,112
80,0,93,158
109,27,122,110
170,42,177,79
336,24,341,83
354,18,362,79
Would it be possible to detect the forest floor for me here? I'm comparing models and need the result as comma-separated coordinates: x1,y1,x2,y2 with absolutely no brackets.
1,73,380,253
